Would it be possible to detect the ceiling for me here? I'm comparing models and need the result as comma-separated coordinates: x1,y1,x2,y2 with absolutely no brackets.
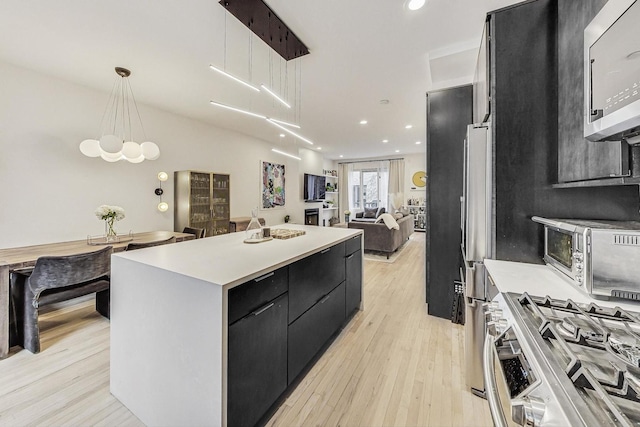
0,0,521,160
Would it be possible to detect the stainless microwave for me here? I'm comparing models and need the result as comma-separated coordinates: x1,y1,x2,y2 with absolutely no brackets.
533,216,640,301
584,0,640,142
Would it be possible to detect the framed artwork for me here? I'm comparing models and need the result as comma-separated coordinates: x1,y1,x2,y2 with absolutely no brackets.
261,161,286,209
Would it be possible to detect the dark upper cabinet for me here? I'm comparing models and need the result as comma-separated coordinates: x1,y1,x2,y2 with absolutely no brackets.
288,242,346,323
228,293,288,427
473,16,491,124
556,0,633,184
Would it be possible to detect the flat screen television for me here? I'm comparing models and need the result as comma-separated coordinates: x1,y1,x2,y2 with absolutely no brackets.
303,173,326,201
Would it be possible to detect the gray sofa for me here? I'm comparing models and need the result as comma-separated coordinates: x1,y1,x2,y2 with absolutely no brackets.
348,214,414,258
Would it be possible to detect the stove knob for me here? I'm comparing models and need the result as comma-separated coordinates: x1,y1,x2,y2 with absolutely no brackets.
512,396,545,426
573,252,583,262
487,319,508,336
485,309,503,323
482,301,499,310
575,275,583,284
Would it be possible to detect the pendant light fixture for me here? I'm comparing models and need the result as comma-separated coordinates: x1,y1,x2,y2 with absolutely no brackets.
79,67,160,163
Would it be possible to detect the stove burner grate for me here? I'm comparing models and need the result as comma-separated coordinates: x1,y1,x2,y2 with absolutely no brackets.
517,292,640,426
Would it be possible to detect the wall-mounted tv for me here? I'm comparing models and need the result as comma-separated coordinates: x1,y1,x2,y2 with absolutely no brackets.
303,173,326,201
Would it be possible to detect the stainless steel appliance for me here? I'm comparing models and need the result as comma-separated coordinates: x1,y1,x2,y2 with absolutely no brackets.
484,291,640,426
584,0,640,142
461,123,497,397
532,216,640,301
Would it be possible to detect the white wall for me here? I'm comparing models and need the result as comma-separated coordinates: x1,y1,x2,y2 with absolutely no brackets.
0,61,316,249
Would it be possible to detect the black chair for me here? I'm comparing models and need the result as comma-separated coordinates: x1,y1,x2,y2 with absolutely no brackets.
183,226,206,239
10,246,112,354
125,235,176,251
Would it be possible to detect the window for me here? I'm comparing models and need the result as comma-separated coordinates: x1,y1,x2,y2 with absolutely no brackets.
349,168,388,211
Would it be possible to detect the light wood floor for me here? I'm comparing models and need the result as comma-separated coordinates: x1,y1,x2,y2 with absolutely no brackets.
0,233,492,427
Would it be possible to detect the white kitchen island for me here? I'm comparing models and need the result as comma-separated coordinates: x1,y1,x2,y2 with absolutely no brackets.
109,224,363,427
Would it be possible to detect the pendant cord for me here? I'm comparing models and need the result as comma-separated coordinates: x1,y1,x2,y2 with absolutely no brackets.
129,78,148,141
99,76,119,138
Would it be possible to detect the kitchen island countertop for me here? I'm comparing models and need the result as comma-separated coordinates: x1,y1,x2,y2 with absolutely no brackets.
112,223,362,289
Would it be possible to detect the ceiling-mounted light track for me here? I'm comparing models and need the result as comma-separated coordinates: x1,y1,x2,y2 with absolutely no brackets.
266,119,314,145
272,148,301,160
268,118,300,129
209,64,260,92
260,84,291,108
210,101,302,129
210,101,267,119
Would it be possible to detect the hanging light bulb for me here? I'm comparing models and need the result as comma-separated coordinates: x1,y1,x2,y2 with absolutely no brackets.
79,67,159,163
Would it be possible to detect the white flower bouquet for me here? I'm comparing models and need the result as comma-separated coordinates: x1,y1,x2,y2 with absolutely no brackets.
95,205,125,240
95,205,126,221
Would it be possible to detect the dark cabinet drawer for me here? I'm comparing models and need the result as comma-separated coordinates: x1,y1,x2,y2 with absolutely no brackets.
345,250,362,317
228,267,288,325
228,293,288,427
289,242,345,323
288,282,346,383
345,234,361,256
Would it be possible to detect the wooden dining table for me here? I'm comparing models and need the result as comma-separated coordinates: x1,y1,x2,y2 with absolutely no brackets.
0,230,195,359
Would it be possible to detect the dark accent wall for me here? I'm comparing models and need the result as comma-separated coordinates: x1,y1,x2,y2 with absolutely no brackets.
492,0,639,264
426,86,472,319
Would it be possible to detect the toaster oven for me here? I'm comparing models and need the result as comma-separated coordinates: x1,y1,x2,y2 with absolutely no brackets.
532,216,640,300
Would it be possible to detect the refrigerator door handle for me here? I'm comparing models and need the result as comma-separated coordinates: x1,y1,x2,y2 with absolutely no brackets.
466,263,476,300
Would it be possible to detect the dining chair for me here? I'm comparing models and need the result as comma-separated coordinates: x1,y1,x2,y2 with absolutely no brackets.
183,226,206,239
11,246,112,353
125,236,177,251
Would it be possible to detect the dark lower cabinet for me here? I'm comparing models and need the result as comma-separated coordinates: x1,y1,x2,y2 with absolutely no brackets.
228,293,288,427
345,249,362,317
288,282,346,384
288,242,345,323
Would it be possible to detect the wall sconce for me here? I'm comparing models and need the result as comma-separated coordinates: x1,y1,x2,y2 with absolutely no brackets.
156,171,169,212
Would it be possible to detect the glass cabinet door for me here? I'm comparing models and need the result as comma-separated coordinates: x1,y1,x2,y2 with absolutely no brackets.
211,174,230,236
189,172,212,236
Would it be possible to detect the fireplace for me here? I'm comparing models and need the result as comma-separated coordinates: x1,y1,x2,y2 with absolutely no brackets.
304,208,319,226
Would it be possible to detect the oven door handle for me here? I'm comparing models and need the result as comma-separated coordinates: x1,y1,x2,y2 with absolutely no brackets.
483,333,509,427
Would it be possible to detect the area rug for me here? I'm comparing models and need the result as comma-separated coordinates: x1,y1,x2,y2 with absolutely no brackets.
363,238,410,263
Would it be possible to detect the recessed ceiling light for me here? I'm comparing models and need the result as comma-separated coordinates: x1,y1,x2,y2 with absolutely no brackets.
395,149,400,153
382,139,389,143
317,147,322,150
415,141,422,145
339,155,344,158
279,134,285,138
405,124,413,129
407,0,426,11
360,120,368,125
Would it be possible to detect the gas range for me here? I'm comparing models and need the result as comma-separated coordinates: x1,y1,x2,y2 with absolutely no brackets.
486,292,640,426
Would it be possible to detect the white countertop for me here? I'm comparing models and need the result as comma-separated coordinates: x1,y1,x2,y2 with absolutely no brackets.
484,259,640,313
113,224,362,288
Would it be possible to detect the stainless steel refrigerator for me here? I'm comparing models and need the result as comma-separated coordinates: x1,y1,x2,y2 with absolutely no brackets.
461,123,496,398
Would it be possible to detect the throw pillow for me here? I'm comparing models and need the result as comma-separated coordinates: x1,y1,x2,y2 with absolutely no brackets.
376,213,400,230
394,212,403,220
363,207,377,218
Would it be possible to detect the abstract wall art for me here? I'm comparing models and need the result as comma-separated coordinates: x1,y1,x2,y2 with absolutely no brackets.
261,161,285,209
